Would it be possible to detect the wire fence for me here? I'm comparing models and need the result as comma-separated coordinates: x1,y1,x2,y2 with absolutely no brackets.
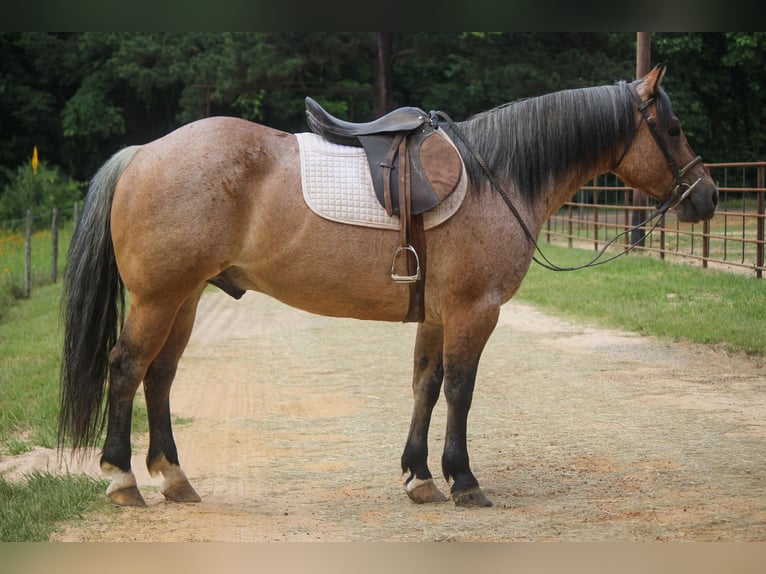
544,162,766,278
0,203,79,301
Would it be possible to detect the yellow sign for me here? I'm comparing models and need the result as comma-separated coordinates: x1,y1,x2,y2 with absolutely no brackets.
32,146,38,174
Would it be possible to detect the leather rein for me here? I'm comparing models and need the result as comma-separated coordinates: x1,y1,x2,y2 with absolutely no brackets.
432,82,703,272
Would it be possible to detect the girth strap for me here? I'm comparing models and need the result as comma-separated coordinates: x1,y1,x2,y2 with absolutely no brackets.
384,133,426,323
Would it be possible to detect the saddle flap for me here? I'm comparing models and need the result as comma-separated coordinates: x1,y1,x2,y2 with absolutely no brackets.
413,130,464,203
360,130,463,215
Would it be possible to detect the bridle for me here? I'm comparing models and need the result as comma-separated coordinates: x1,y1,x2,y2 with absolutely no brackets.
614,81,703,215
431,80,705,272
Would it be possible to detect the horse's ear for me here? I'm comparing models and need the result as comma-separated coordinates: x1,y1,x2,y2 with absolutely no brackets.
643,62,667,95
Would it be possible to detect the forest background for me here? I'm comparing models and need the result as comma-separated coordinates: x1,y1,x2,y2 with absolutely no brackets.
1,32,765,223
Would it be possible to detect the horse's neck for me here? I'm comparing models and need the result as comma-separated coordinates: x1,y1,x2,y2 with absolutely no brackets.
538,164,612,223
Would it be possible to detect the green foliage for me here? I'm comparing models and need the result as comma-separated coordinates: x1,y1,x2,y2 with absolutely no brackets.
0,472,109,541
0,161,82,230
0,33,762,184
62,76,125,139
654,32,766,162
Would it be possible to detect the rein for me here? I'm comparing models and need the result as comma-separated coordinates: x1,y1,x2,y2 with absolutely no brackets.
431,83,702,272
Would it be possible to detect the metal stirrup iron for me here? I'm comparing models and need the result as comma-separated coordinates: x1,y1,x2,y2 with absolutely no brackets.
390,245,421,283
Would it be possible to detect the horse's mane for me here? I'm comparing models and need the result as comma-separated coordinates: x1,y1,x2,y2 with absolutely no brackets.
449,81,673,203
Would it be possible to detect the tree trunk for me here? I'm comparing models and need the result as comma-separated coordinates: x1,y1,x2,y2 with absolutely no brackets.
374,32,393,116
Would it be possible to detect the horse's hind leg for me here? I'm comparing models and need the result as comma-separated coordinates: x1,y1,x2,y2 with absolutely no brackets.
101,299,182,507
143,287,204,503
402,322,448,503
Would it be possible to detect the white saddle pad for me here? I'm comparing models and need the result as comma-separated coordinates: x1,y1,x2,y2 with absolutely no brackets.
295,131,467,230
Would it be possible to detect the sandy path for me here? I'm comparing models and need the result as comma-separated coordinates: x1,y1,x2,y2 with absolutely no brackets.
7,289,764,541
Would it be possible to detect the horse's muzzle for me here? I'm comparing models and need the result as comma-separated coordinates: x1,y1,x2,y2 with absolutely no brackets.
676,180,718,223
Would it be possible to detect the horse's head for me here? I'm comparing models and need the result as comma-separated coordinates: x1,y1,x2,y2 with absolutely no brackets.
613,64,718,223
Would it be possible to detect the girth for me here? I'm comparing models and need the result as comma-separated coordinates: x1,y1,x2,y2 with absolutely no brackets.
305,97,464,322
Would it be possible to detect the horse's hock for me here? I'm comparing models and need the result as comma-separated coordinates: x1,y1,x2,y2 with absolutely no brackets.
47,290,766,541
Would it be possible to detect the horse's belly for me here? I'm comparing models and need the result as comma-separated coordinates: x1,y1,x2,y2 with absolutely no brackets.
231,224,412,321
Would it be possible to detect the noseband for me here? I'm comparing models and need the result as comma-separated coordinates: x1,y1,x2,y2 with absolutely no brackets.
615,82,703,212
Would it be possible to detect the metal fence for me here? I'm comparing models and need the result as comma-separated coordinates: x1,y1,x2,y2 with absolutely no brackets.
545,162,766,278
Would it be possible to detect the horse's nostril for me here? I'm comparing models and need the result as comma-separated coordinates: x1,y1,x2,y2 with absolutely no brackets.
713,189,719,208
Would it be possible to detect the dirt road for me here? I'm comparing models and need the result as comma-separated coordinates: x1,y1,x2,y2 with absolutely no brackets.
22,289,766,540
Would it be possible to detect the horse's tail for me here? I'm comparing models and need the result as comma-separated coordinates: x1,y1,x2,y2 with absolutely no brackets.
58,145,142,452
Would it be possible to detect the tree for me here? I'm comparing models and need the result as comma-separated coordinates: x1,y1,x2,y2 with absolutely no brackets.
655,32,766,162
0,161,82,229
0,32,760,194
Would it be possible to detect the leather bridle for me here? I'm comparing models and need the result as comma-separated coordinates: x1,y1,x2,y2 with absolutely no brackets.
614,82,703,213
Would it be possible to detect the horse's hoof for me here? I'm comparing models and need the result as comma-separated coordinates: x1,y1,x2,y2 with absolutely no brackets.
405,477,448,503
451,487,493,508
163,481,202,503
108,486,147,507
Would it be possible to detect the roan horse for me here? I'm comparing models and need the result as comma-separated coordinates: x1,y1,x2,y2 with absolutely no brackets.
59,64,717,508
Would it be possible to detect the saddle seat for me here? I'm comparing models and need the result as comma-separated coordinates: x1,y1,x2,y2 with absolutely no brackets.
305,96,428,147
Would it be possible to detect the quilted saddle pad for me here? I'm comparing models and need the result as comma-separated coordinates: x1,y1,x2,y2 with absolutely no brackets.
295,130,467,231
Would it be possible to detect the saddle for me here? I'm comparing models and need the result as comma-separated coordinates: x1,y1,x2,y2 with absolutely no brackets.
305,97,464,322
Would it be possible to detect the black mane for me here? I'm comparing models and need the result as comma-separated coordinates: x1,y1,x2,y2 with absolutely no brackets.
448,81,650,203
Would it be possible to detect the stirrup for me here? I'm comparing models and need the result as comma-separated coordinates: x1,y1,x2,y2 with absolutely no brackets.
390,245,421,284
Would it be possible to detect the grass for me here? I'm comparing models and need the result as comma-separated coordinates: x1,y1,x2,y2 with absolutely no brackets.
0,281,68,452
516,243,766,354
0,472,109,541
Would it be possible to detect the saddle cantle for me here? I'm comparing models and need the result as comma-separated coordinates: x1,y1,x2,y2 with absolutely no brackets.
304,97,465,323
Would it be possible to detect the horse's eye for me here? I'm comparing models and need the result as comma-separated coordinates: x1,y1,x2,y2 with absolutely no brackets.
668,125,681,137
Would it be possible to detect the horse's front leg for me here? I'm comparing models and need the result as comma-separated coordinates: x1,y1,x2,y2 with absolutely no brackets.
441,304,499,507
402,322,447,503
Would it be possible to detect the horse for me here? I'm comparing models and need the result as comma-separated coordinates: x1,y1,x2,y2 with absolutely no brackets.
59,64,717,508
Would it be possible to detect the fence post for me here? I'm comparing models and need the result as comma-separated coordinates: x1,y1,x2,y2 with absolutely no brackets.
51,207,58,283
702,219,710,269
757,165,764,279
593,179,599,251
24,210,32,298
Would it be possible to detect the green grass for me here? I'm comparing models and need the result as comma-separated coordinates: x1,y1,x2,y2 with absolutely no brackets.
516,243,766,354
0,281,68,452
0,472,109,541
